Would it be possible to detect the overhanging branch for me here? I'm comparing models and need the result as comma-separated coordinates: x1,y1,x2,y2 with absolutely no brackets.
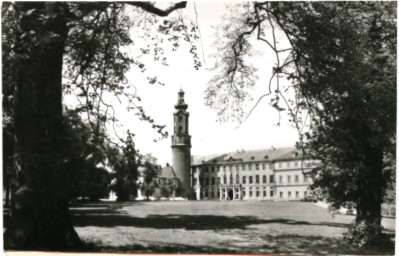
124,1,187,16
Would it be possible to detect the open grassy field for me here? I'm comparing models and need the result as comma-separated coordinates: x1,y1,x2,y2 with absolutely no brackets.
70,200,395,254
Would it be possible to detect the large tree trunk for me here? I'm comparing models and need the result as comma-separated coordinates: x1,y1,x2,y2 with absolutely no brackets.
355,144,384,235
4,3,82,250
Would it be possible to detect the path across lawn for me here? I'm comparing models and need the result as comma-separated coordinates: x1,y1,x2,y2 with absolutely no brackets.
70,201,395,254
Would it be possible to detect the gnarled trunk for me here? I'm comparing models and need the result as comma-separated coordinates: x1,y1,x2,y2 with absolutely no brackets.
4,2,81,250
354,144,384,241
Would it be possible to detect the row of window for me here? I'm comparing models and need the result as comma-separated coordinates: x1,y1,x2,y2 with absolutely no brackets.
198,161,303,173
201,188,308,199
197,174,309,186
279,191,308,199
242,189,274,198
278,175,309,184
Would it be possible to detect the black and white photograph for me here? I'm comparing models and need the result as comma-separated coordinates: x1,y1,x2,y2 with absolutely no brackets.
2,1,396,255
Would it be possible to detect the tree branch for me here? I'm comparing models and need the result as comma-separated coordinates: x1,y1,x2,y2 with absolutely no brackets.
123,1,187,17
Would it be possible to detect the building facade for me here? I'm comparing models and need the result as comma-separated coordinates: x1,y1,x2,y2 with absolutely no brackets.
191,148,313,201
136,89,313,201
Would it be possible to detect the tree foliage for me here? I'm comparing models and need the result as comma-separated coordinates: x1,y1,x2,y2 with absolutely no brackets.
207,2,396,246
140,154,160,200
63,109,111,201
109,132,141,201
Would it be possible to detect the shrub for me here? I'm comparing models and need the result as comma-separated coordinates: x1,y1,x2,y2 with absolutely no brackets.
343,221,383,247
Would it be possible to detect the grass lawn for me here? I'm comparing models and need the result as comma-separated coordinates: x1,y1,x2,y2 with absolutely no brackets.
70,200,395,254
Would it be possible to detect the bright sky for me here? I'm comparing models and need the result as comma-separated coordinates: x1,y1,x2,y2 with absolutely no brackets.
65,2,299,165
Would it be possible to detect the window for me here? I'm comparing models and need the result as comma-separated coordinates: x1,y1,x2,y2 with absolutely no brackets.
178,116,183,122
236,174,239,184
304,175,309,182
217,177,221,185
271,190,274,197
256,163,259,170
249,190,253,197
230,175,233,184
211,191,214,198
212,177,216,185
279,176,283,184
243,176,246,184
263,175,267,183
263,190,267,197
223,175,227,184
270,175,274,183
179,126,183,133
288,191,292,198
212,166,215,172
249,176,253,184
295,175,299,183
256,175,260,184
262,163,266,169
304,191,307,197
280,191,283,198
287,175,292,183
205,178,209,186
256,190,260,197
296,191,299,198
251,156,255,160
205,190,208,197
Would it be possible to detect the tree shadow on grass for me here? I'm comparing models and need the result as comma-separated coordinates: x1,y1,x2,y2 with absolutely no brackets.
72,211,353,230
71,202,353,230
79,233,394,255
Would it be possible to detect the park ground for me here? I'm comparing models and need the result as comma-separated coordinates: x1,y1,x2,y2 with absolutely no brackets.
69,200,395,254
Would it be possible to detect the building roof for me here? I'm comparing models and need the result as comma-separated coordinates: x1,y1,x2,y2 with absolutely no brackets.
192,147,299,166
159,164,177,178
274,148,304,161
191,153,227,166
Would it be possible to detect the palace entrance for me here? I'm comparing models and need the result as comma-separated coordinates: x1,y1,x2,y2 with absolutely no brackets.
228,189,234,200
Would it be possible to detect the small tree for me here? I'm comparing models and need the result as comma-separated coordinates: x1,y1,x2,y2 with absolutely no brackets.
110,132,141,201
140,157,160,201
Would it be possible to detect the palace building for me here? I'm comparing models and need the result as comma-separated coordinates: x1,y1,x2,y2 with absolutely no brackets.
138,89,313,201
191,148,313,201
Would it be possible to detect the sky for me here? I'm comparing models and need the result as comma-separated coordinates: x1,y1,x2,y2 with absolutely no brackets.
65,2,299,165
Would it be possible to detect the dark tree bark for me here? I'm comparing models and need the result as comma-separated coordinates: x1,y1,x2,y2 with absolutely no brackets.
356,144,383,229
4,2,81,250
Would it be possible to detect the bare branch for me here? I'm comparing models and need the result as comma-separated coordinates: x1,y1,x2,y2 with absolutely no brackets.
124,1,187,17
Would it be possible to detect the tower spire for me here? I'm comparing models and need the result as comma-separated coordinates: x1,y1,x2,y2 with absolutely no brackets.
176,88,187,110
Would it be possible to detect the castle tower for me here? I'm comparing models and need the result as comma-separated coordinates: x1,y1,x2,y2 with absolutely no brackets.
171,89,192,198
